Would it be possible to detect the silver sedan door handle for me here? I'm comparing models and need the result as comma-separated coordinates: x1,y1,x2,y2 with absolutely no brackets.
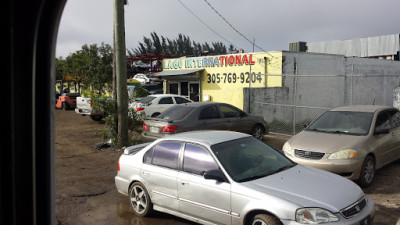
181,182,189,186
143,171,150,176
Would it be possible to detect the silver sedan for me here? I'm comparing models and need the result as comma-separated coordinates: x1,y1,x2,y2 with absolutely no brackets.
115,131,374,225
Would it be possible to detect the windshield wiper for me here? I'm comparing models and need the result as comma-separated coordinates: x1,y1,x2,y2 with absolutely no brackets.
326,130,347,134
272,164,296,174
238,164,296,183
307,129,344,134
238,172,275,183
306,128,322,132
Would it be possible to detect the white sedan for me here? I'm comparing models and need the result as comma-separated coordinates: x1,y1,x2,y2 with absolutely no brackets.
133,73,162,84
130,94,192,118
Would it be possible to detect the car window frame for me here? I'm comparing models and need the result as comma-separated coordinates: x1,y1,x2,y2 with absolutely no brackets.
144,141,183,170
375,110,391,131
139,96,156,104
219,104,243,118
387,109,400,129
199,105,222,120
175,97,191,104
182,143,220,176
158,97,174,105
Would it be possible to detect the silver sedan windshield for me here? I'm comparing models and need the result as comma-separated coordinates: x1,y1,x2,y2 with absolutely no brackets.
211,137,295,182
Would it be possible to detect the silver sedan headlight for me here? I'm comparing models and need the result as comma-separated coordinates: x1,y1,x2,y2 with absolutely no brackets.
296,208,339,224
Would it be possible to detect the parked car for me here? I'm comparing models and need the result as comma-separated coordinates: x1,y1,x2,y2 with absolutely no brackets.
75,86,144,121
115,130,375,225
146,73,163,83
143,83,163,95
133,73,162,84
142,102,269,141
131,94,192,118
75,96,107,121
132,74,149,84
283,105,400,187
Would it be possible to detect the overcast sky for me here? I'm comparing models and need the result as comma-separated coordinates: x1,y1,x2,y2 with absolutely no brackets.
56,0,400,58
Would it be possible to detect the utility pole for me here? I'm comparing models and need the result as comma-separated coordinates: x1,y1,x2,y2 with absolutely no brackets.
114,0,128,146
112,28,118,141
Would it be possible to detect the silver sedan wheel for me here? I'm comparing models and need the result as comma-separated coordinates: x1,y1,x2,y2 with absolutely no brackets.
129,182,152,216
252,214,281,225
253,218,268,225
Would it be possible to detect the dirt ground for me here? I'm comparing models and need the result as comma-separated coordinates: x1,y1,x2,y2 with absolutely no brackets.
55,110,400,225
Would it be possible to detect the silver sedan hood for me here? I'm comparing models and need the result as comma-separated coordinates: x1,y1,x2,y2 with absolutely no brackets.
242,165,364,212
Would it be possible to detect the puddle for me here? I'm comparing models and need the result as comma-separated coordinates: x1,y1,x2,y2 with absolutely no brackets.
75,189,196,225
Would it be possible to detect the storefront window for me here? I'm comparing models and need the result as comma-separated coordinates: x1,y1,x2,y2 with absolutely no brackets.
190,83,200,102
181,82,188,96
169,83,178,94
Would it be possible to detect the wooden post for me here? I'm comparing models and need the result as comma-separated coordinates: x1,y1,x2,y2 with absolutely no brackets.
114,0,128,146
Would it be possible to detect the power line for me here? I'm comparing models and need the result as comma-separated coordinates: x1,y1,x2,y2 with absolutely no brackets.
203,0,270,54
177,0,240,50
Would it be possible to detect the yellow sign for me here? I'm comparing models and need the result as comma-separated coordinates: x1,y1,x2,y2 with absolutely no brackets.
163,52,283,109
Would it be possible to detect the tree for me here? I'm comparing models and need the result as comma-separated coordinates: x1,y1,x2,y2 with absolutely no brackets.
228,44,236,53
55,57,66,80
151,32,162,55
212,42,227,54
130,32,228,57
57,43,113,95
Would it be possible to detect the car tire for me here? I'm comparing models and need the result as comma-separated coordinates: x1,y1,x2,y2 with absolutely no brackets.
90,115,103,121
358,155,375,188
61,102,68,110
252,214,282,225
252,125,264,140
129,182,153,217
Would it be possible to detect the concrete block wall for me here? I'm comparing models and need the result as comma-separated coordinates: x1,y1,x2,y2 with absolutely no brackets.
245,52,400,135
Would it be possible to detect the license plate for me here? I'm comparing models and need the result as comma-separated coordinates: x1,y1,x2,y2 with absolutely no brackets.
360,216,370,225
149,127,160,133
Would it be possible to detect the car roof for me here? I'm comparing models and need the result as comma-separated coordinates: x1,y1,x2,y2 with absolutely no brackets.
149,94,187,98
330,105,395,113
173,102,224,107
158,130,251,146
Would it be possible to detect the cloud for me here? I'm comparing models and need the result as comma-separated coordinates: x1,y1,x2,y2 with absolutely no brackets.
56,0,400,58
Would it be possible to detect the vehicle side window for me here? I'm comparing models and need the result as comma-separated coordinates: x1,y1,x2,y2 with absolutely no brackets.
375,111,390,131
152,142,182,169
144,148,153,164
159,97,173,104
220,105,242,118
183,144,219,175
175,97,191,104
388,110,400,128
199,106,221,120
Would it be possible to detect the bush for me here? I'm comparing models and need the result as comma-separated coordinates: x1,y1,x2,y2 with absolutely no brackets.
131,85,149,98
94,94,146,147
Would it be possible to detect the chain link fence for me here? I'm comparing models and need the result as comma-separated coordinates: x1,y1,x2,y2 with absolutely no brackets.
244,67,400,136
